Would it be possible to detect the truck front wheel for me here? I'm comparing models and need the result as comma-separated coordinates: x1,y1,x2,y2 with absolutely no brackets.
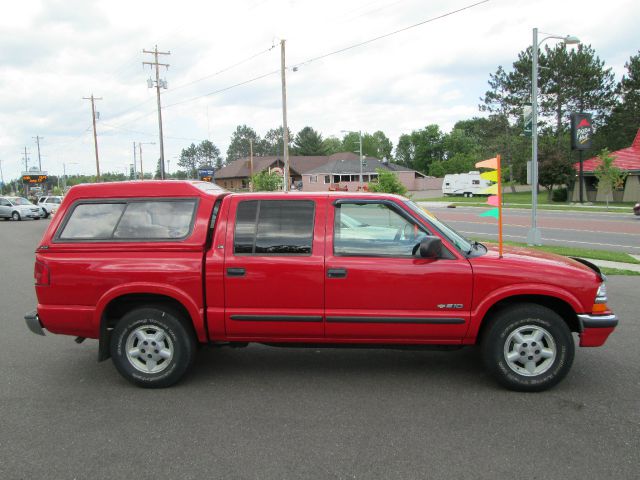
110,306,196,388
481,304,574,392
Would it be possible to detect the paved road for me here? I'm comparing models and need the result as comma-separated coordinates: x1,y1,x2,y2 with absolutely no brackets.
1,219,639,479
421,204,640,253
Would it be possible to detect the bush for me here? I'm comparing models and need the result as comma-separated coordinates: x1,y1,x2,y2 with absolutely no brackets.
251,170,283,191
552,187,568,202
367,169,408,196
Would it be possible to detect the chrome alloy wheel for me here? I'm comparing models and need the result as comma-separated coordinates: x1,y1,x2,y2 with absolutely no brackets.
503,325,556,376
125,325,174,374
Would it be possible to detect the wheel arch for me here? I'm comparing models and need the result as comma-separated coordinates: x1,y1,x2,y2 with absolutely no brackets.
97,289,204,362
473,294,579,345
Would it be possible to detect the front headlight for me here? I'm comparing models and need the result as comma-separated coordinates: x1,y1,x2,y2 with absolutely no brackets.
596,282,608,304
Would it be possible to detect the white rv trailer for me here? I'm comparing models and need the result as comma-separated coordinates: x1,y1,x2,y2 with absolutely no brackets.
442,171,492,197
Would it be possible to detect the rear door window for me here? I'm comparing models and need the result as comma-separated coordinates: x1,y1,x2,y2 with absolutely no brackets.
57,199,197,241
233,200,315,255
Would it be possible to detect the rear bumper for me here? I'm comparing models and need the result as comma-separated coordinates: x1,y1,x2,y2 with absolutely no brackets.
577,313,617,347
24,310,46,336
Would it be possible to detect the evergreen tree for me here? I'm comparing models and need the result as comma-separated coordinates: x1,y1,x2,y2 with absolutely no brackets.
226,125,262,162
293,126,325,155
596,51,640,151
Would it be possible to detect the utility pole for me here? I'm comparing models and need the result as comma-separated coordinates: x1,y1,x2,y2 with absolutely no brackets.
0,159,5,194
83,94,102,181
143,45,170,180
138,142,156,180
133,142,138,179
249,138,254,191
280,39,290,192
22,147,30,171
33,136,43,171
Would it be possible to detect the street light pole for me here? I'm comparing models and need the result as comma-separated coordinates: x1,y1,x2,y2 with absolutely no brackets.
341,130,364,188
527,28,580,246
528,27,541,245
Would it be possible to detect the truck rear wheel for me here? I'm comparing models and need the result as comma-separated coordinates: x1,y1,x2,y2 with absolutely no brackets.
110,306,196,388
481,304,574,392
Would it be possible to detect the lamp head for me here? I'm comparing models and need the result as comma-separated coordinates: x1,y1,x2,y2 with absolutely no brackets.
563,35,580,45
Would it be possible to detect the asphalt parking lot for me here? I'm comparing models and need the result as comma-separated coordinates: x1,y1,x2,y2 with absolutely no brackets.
1,218,639,479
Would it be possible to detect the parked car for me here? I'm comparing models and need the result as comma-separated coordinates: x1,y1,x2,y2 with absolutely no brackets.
37,196,63,218
0,196,43,221
634,203,640,215
24,181,617,391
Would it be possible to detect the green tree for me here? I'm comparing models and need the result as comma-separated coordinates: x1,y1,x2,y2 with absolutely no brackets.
594,149,628,208
293,126,326,155
541,44,615,132
537,142,574,200
321,136,343,155
262,126,293,156
395,125,444,173
226,125,262,162
251,170,283,191
368,169,407,196
198,140,222,169
481,44,615,135
178,143,199,178
596,51,640,151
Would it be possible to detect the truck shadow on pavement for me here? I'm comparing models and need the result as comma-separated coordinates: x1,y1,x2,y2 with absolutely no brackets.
185,344,491,389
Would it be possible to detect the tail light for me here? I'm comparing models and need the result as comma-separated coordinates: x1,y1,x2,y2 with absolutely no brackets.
34,261,50,286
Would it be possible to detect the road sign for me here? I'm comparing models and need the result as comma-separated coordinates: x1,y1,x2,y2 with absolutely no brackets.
22,174,48,184
198,168,215,182
571,113,593,150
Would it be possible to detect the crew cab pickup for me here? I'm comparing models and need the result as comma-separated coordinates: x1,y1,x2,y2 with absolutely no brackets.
25,181,618,391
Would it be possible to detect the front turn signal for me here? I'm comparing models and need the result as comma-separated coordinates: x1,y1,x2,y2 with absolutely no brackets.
591,303,609,314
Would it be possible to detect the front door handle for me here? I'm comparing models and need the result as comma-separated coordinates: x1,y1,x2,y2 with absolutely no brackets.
227,267,246,277
327,268,347,279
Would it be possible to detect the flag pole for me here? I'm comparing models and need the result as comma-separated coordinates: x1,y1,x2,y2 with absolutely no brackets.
497,154,503,258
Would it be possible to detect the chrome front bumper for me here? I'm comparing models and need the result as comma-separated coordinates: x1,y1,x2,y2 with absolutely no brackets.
577,313,618,330
24,310,45,336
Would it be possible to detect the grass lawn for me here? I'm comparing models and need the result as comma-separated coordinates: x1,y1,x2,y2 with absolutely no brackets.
491,241,640,264
599,267,640,276
476,239,640,275
417,191,635,213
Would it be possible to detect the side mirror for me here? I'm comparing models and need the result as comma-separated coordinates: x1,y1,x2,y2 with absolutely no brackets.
413,236,442,258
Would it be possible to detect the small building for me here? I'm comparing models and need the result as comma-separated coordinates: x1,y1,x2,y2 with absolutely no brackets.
301,155,431,192
572,128,640,202
215,152,435,192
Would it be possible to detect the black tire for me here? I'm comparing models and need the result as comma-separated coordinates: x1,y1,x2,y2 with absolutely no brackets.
481,303,574,392
110,306,197,388
12,211,21,221
42,210,49,218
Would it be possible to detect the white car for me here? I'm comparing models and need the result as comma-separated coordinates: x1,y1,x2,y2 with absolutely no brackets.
0,197,43,221
37,196,63,218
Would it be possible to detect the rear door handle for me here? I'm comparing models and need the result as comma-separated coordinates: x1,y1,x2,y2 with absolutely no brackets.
327,268,347,279
227,267,246,277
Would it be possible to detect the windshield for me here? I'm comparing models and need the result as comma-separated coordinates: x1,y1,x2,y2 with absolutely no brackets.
404,200,473,254
9,197,32,206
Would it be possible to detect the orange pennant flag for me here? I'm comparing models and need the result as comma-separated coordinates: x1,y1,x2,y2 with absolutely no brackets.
475,157,498,169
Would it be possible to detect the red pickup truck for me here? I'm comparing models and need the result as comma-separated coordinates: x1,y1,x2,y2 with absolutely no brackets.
25,181,617,391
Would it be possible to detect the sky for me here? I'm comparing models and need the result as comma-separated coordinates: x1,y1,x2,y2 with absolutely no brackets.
0,0,638,182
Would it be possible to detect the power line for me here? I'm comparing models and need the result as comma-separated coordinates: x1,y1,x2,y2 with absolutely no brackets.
109,1,489,126
167,44,277,94
162,69,280,109
158,1,489,111
107,45,277,125
290,0,490,70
